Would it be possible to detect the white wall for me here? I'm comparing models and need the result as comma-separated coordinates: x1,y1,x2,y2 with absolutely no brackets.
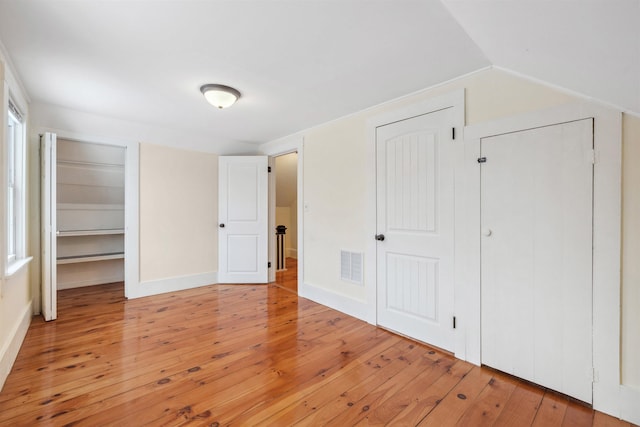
0,54,33,390
139,143,218,283
621,114,640,388
300,68,576,303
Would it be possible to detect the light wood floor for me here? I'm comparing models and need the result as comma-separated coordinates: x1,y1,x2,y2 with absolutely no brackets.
0,282,634,426
275,257,298,293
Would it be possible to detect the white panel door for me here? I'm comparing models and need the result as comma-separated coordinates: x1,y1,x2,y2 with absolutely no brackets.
376,108,455,351
41,132,57,321
218,156,268,283
480,119,594,403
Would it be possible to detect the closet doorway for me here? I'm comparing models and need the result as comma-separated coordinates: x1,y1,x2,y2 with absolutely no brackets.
41,133,139,321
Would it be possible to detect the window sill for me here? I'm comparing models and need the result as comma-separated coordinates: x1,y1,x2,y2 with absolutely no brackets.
6,257,33,278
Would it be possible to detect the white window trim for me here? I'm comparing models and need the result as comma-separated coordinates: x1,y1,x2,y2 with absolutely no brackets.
6,256,32,278
4,97,28,279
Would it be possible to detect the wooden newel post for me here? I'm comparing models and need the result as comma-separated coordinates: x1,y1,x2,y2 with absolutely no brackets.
276,225,287,270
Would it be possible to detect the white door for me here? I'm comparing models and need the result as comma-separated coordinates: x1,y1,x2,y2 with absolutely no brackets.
480,119,594,403
218,156,269,283
376,108,455,351
41,132,57,321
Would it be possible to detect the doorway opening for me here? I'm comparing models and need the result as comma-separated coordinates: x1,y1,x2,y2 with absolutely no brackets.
41,133,139,321
271,151,298,293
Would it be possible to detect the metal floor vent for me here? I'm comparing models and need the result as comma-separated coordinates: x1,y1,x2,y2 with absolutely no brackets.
341,250,363,285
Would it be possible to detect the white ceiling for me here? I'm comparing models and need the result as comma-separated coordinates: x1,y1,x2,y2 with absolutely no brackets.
0,1,637,152
442,0,640,114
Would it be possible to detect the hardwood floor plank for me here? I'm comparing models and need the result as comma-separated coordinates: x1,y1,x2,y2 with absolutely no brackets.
453,371,517,426
237,336,411,426
313,349,453,425
6,304,351,424
142,321,384,426
493,381,545,426
563,401,595,427
0,292,327,411
593,411,633,427
415,364,493,426
354,355,457,425
60,311,372,425
532,392,570,426
274,257,298,293
0,272,632,427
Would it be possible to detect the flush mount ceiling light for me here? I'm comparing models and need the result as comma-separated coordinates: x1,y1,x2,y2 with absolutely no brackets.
200,84,241,109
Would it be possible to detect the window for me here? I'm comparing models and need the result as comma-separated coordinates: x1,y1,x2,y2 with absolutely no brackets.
6,100,26,272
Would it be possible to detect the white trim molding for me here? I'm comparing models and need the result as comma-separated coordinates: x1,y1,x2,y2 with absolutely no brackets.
463,102,622,418
260,135,304,292
32,129,140,304
299,282,369,321
0,301,32,390
130,271,218,299
365,89,466,341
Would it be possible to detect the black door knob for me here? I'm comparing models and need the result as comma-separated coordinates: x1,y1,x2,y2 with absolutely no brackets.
375,234,385,241
219,223,225,228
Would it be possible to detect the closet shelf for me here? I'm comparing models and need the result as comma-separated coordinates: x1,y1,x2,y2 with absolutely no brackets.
57,229,124,237
58,203,124,211
57,252,124,264
57,159,125,168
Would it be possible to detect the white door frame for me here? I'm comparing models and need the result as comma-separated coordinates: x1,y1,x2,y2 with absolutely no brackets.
261,136,304,288
38,129,139,308
462,103,621,416
365,89,465,352
40,132,57,320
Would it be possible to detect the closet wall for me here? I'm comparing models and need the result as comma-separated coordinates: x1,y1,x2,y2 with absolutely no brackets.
56,139,125,289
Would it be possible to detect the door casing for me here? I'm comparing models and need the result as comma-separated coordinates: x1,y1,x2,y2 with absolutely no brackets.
39,131,139,316
262,137,304,289
365,89,465,352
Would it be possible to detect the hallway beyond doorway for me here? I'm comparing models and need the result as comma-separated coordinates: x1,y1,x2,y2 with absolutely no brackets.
274,257,297,293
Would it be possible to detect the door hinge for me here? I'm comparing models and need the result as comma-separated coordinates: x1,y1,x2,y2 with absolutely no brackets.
268,166,272,173
268,261,272,268
452,127,456,140
453,316,456,329
477,157,487,163
588,149,596,165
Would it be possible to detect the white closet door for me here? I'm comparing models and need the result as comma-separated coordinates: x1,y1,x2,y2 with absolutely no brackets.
218,156,269,283
480,119,594,403
376,108,456,351
41,132,57,321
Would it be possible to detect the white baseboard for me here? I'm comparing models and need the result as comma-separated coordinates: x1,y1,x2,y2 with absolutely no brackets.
0,301,32,391
620,385,640,425
299,282,368,321
128,271,218,299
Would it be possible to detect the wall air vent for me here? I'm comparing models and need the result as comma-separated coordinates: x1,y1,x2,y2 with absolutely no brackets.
340,250,363,285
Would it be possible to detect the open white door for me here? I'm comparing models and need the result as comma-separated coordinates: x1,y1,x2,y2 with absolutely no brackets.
41,132,57,321
218,156,269,283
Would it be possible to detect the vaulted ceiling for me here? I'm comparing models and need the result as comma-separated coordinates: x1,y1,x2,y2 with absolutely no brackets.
0,1,637,152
